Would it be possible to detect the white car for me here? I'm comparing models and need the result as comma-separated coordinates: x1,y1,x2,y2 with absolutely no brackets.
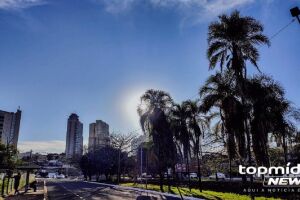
209,172,226,180
189,173,198,179
56,174,65,179
47,173,57,179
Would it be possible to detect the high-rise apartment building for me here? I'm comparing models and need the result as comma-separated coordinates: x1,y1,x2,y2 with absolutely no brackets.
0,109,21,148
88,120,110,152
65,113,83,158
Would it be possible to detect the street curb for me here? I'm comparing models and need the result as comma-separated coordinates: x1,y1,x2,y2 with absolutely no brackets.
85,181,203,200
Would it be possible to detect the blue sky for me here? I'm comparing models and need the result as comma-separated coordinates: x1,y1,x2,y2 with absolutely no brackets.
0,0,299,153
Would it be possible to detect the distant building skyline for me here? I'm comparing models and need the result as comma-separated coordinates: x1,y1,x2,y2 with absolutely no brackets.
88,120,110,152
65,113,83,158
0,109,21,148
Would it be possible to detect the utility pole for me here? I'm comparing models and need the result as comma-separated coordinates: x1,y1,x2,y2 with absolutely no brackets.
140,146,143,183
290,6,300,24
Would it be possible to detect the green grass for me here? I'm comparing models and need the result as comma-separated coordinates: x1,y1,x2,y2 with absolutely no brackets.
0,177,14,196
0,174,35,196
121,183,281,200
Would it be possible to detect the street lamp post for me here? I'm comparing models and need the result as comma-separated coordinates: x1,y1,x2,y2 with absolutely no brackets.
290,6,300,24
140,146,143,182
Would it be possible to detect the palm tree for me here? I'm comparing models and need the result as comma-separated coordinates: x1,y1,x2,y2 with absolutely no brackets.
200,72,247,171
244,75,281,166
138,89,176,192
207,10,270,169
184,100,209,192
271,99,300,164
170,103,192,191
245,75,299,166
207,10,270,80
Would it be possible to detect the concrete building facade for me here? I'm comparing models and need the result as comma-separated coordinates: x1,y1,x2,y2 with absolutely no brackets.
65,113,83,158
0,109,21,147
88,120,110,152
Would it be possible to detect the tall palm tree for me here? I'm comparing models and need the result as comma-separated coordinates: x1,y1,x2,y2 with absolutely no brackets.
207,10,270,80
270,96,300,164
207,10,270,169
170,103,192,191
200,72,250,184
200,72,246,165
138,89,176,192
184,100,209,192
243,75,299,166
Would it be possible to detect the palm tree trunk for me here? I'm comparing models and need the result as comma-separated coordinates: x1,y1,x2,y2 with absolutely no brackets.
158,145,164,192
159,172,164,192
196,152,202,192
239,82,253,184
229,158,232,181
176,142,184,185
186,155,191,192
167,171,171,192
240,67,254,200
117,149,121,184
1,175,5,196
282,134,288,164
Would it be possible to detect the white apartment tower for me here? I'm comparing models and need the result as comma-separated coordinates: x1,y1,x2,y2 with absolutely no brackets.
65,113,83,158
88,120,110,152
0,109,21,147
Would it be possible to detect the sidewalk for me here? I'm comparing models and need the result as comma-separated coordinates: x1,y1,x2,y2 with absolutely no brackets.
5,180,46,200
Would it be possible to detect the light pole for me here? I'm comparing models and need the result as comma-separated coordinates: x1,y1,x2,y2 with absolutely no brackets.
290,6,300,24
140,145,143,182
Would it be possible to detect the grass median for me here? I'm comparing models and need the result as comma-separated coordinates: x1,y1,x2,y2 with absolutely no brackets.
120,183,281,200
0,174,35,196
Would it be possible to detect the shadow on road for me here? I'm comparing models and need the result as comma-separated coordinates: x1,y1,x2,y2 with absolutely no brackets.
136,195,158,200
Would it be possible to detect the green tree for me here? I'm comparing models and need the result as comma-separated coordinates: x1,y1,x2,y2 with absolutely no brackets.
110,132,137,184
184,100,209,192
245,75,299,166
200,72,246,163
138,89,176,192
207,10,270,170
170,103,192,191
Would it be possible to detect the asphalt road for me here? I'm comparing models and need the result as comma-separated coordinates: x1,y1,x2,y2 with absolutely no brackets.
45,179,185,200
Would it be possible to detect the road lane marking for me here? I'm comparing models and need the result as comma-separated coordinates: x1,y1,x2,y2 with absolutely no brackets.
43,179,48,200
61,184,86,200
51,180,87,200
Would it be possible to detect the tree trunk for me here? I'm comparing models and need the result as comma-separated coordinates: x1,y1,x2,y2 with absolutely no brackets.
6,177,9,195
159,172,164,192
167,170,171,192
186,155,191,192
117,149,121,184
282,135,288,164
196,153,202,192
229,158,232,181
1,176,5,196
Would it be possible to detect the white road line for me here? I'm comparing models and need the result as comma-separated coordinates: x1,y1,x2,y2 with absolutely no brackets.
51,180,86,200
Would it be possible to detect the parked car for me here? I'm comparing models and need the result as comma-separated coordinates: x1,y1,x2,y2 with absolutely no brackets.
35,174,41,178
209,172,226,180
47,173,57,179
189,173,198,179
56,174,65,179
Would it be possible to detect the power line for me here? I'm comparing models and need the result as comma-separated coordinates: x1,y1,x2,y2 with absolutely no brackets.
270,19,296,39
128,18,297,135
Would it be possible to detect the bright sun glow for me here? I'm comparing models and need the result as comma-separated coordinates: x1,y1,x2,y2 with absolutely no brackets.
121,88,146,129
